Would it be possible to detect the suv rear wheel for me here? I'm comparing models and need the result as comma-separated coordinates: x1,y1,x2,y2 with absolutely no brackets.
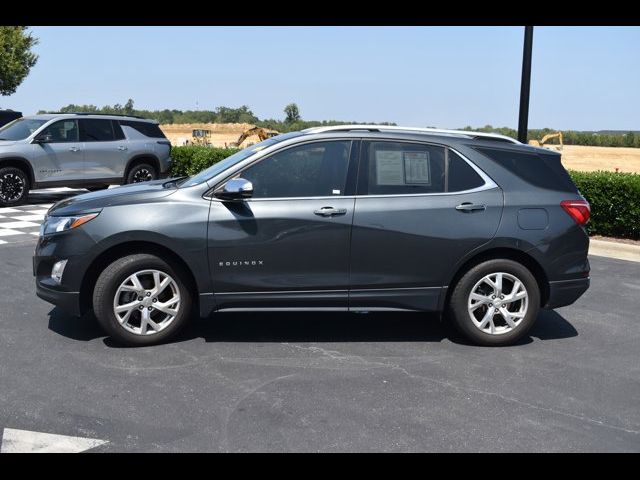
92,254,192,346
126,163,157,184
448,259,540,346
0,166,30,207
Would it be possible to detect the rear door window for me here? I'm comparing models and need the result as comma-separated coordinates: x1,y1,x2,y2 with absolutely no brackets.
359,141,489,195
80,119,115,142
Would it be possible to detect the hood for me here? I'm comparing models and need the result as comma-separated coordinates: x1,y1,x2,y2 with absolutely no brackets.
0,140,19,147
49,179,179,216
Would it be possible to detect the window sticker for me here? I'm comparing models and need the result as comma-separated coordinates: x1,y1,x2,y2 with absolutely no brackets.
375,150,404,185
403,151,431,185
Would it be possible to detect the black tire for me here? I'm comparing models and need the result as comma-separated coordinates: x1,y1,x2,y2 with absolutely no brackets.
86,185,109,192
448,259,540,346
92,254,192,346
126,163,157,184
0,166,30,207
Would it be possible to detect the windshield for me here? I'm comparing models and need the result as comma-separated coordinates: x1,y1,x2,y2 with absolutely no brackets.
0,118,48,141
181,132,303,187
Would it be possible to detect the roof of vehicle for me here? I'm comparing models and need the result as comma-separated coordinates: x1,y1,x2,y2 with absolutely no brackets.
23,113,159,123
301,124,521,144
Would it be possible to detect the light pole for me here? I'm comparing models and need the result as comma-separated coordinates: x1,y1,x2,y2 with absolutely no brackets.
517,26,534,143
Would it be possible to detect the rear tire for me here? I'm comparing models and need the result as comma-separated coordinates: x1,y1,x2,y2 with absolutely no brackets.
448,259,540,346
126,163,157,184
0,166,30,207
92,254,192,346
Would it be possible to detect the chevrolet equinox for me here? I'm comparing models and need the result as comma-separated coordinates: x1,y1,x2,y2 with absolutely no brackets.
33,126,591,346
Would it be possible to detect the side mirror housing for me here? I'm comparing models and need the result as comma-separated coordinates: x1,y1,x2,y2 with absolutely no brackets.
33,133,53,144
214,178,253,201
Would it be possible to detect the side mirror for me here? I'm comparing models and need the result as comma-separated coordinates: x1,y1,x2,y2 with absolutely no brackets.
33,133,53,144
214,178,253,201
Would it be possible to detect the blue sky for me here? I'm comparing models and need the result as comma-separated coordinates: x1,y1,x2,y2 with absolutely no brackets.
2,26,638,130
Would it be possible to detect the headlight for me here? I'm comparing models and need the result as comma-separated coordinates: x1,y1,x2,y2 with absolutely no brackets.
40,212,100,236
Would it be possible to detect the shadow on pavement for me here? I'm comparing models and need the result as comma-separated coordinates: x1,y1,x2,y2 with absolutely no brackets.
47,307,578,347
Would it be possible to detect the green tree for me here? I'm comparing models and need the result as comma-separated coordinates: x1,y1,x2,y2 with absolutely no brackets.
0,27,39,96
284,103,301,123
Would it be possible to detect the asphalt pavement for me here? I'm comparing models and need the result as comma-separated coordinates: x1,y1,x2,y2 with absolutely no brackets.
0,205,638,451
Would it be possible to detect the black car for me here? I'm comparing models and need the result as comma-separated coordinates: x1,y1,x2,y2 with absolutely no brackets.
34,125,591,346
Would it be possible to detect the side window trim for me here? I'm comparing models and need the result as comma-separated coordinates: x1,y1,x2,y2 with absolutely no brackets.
209,139,356,200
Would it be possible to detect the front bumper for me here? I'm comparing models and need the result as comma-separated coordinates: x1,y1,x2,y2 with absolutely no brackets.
36,282,81,316
33,231,95,317
545,277,590,309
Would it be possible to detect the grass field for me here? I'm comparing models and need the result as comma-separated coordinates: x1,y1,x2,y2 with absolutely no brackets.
160,124,640,174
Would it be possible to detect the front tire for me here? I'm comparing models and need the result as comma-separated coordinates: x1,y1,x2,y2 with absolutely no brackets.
92,254,192,346
0,166,30,207
448,259,540,346
126,163,157,184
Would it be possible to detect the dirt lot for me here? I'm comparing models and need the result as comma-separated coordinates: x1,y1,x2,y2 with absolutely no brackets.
160,124,640,173
160,123,258,148
559,145,640,173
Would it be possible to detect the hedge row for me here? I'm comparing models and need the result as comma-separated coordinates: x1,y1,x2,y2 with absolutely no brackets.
169,146,640,240
169,145,240,177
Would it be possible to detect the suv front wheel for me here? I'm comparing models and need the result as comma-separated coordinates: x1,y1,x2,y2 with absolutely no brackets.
0,166,30,207
126,163,157,184
448,259,540,346
92,254,192,346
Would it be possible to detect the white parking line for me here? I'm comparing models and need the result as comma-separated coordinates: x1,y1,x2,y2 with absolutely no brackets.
0,221,41,229
1,428,108,453
0,229,23,237
12,214,46,222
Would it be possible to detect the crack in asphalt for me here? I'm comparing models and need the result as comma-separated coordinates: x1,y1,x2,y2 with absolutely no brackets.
283,343,640,436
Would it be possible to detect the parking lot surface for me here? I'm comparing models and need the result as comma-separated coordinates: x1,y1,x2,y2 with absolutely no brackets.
0,192,638,452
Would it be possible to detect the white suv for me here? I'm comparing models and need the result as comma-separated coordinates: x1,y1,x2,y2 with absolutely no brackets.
0,113,172,206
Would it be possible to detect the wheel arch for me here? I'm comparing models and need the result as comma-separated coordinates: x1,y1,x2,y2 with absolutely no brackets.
0,157,35,186
79,240,199,316
442,247,550,310
124,154,160,181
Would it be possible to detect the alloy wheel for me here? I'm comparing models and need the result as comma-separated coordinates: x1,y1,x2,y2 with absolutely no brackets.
132,168,153,183
467,272,529,335
0,173,25,202
112,269,181,336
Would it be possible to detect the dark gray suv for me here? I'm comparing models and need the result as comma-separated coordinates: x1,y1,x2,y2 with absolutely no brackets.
33,125,590,346
0,113,172,206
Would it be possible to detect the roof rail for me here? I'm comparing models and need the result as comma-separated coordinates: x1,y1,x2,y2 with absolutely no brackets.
46,112,146,119
302,124,520,144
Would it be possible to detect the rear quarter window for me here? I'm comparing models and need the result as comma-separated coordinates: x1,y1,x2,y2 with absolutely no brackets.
474,146,578,193
119,120,166,139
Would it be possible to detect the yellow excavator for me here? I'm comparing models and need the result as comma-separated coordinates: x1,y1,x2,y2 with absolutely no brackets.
191,129,212,146
528,132,563,151
231,126,279,148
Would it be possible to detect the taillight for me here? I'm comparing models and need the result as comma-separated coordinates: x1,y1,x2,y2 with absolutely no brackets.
561,199,590,225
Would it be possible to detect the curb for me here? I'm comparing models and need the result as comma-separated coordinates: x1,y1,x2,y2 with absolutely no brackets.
589,239,640,263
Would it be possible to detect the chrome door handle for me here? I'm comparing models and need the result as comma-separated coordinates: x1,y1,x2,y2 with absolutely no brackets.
69,146,80,152
314,206,348,217
117,145,128,151
456,203,486,212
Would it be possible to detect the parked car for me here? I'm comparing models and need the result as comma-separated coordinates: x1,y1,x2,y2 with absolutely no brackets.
0,109,22,128
0,113,172,206
33,125,590,346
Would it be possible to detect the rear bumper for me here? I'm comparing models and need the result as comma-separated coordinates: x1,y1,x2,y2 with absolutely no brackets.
36,282,81,317
545,277,590,309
